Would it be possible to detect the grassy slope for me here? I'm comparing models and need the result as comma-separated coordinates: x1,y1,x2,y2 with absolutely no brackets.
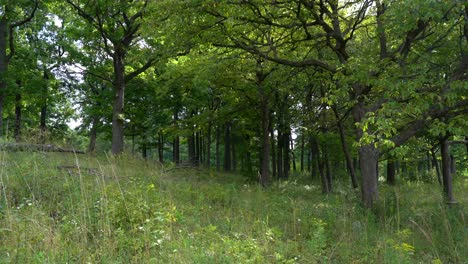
0,152,466,263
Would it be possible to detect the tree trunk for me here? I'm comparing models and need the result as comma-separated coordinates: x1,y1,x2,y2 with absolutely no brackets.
318,148,330,194
232,136,237,171
386,160,396,185
260,97,270,186
88,116,98,153
310,137,319,179
206,122,212,167
188,132,196,165
158,132,164,163
353,102,379,208
450,155,455,174
335,110,358,189
283,131,290,179
431,149,442,185
14,92,21,142
0,20,7,137
173,109,180,164
270,120,276,179
441,137,455,203
358,145,379,208
291,134,297,172
216,125,220,171
224,122,231,171
300,134,305,172
141,140,147,159
40,70,49,134
195,130,200,165
277,131,283,179
111,52,126,155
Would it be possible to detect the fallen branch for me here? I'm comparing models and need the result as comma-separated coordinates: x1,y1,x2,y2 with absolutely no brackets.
0,143,85,154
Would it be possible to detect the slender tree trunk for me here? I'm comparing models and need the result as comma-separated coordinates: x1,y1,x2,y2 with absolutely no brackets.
141,138,147,159
431,149,442,185
216,125,220,171
283,131,290,179
188,132,195,165
40,70,49,134
158,132,164,163
88,116,99,153
277,131,283,179
300,134,305,172
232,137,237,171
0,20,7,137
270,120,276,179
311,137,319,179
224,122,231,171
195,130,200,165
450,155,456,174
206,122,212,167
386,160,396,185
441,137,455,203
260,96,270,186
291,135,297,172
334,109,358,188
318,147,330,193
173,110,180,164
14,92,21,142
111,52,126,155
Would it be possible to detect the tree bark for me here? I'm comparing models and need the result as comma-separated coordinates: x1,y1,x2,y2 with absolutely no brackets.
111,51,126,155
386,160,396,185
353,101,379,208
358,144,379,208
88,116,98,153
441,137,455,203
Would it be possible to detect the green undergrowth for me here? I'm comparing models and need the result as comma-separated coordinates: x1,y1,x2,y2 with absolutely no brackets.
0,152,466,263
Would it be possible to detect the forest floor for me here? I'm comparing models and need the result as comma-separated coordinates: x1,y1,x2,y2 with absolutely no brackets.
0,152,466,263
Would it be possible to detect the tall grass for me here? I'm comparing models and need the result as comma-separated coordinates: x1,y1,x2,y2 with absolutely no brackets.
0,151,466,263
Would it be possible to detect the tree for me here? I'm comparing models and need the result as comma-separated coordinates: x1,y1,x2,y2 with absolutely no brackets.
65,0,154,154
0,0,38,136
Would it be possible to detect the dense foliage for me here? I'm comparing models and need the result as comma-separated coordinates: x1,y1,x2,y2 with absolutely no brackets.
0,1,466,208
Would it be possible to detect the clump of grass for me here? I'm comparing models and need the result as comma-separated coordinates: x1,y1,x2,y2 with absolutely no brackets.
0,152,466,263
